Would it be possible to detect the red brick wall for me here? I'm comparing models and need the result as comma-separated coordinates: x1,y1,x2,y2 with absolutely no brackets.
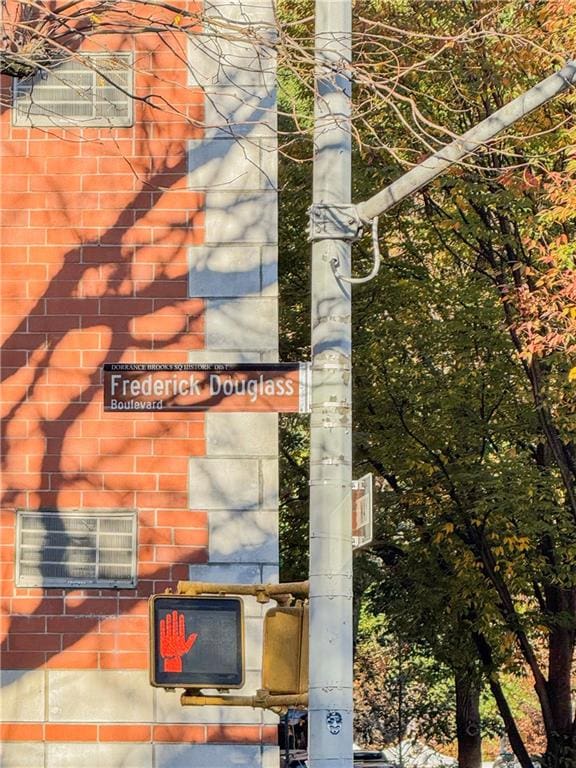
0,2,208,680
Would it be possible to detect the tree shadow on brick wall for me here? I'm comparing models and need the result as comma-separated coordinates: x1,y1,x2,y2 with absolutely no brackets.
0,113,279,676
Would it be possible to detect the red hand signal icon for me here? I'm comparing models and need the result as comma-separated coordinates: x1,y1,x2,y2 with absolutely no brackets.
160,610,198,673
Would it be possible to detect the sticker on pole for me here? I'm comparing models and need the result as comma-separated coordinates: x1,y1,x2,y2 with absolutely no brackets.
352,473,373,551
103,363,311,413
326,711,343,735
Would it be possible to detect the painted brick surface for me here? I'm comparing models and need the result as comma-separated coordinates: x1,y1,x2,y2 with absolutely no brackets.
1,0,278,763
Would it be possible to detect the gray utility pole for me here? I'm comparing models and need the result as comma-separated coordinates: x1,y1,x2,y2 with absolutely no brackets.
308,0,353,767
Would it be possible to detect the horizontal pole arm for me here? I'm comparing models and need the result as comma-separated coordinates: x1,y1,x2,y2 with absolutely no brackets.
176,580,310,603
180,690,308,711
356,60,576,223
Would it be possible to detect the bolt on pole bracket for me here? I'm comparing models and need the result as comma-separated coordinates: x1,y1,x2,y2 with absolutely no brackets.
307,204,364,242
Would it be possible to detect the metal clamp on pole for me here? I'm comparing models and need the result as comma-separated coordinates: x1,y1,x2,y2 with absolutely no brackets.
307,204,364,242
308,204,382,284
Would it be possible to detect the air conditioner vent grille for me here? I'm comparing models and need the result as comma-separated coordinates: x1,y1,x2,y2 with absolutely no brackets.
13,54,133,127
16,510,137,588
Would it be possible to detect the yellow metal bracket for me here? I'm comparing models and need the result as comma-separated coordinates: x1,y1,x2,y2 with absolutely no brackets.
175,580,309,605
171,581,310,711
180,688,308,714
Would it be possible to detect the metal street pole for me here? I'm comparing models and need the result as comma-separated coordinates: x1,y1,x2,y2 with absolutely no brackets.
356,60,576,223
308,0,353,766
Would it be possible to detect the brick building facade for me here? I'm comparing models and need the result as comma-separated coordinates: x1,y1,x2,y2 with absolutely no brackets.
0,1,279,765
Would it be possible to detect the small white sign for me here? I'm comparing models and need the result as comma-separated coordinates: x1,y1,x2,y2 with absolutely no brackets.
352,473,373,551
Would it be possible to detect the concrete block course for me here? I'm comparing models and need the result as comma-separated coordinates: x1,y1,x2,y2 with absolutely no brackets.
190,244,262,297
189,244,277,298
245,615,264,669
189,457,277,512
188,137,276,191
189,457,260,509
188,32,275,89
48,670,153,722
260,245,279,297
206,413,278,456
185,564,274,615
154,743,262,767
187,562,261,582
46,742,153,768
203,88,276,138
263,746,281,768
204,191,277,244
204,0,276,24
260,350,280,362
208,508,278,562
187,350,267,363
261,457,280,508
155,671,263,725
0,741,45,768
0,670,45,721
236,668,261,694
155,689,263,725
205,297,278,350
261,565,280,582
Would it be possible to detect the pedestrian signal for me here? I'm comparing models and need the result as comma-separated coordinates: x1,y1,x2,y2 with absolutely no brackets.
149,595,244,689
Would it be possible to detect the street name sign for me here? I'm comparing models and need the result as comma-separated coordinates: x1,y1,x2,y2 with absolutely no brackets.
103,363,311,413
352,473,373,551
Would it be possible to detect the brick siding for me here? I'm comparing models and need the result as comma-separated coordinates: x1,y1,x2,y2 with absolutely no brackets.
1,5,207,676
1,1,278,764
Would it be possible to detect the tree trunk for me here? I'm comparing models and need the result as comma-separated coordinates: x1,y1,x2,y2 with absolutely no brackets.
543,592,576,768
456,671,482,768
548,626,574,734
542,733,576,768
487,676,534,768
473,632,533,768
